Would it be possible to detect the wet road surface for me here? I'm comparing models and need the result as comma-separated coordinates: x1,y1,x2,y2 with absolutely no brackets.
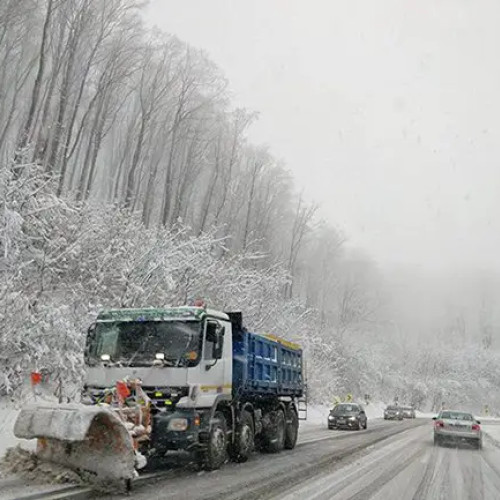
4,418,500,500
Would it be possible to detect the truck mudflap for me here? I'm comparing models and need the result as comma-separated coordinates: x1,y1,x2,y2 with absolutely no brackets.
13,403,136,482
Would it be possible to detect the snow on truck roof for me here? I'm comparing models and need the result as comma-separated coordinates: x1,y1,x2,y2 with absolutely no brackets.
97,307,229,322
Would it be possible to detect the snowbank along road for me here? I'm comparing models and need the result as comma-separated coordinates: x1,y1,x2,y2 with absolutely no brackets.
4,418,500,500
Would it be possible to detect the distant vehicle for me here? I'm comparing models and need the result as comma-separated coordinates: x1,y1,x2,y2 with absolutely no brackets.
433,410,482,449
384,405,404,420
402,406,416,419
328,403,367,430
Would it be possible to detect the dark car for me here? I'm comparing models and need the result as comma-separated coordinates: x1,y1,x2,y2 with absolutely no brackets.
384,405,404,420
402,405,416,419
328,403,367,430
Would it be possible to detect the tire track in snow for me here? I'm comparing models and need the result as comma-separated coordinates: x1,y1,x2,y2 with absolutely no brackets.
477,447,500,498
273,425,429,500
412,442,440,499
413,441,500,500
345,444,426,500
154,420,425,500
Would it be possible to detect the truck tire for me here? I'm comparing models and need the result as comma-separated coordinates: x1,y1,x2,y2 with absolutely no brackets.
284,407,299,449
230,410,254,463
200,411,228,470
262,409,285,453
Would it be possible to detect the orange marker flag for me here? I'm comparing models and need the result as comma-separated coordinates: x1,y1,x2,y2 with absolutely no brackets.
116,380,131,402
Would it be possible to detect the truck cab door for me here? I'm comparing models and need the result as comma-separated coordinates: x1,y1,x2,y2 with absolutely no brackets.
188,319,229,404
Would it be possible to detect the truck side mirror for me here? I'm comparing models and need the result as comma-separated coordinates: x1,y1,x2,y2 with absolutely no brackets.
213,328,224,359
213,341,223,359
84,324,96,362
212,325,225,359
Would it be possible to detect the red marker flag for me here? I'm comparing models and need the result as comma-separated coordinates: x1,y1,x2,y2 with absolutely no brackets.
116,380,131,401
30,372,42,385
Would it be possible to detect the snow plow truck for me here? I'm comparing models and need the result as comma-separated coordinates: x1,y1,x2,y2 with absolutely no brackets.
14,305,305,486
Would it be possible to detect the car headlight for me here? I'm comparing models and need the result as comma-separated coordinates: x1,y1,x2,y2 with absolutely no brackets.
328,416,334,420
349,416,357,420
168,418,189,431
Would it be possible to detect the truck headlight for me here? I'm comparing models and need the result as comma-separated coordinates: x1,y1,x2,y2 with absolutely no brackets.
168,418,189,431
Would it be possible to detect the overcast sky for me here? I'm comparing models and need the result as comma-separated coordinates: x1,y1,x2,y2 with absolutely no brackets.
144,0,500,271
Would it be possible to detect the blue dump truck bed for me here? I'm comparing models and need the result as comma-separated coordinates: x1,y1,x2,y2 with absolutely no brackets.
232,326,303,398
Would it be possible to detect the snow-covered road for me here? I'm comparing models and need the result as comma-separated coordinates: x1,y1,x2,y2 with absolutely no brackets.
278,422,500,500
103,418,426,500
116,419,500,500
5,418,500,499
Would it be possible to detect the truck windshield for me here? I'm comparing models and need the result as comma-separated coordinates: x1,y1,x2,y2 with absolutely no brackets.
86,320,202,367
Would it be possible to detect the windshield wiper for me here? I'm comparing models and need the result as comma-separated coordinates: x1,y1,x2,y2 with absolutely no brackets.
123,346,144,366
124,357,179,367
98,358,123,368
152,358,177,367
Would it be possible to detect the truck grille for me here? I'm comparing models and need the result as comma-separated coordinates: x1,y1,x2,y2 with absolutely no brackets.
143,386,189,410
83,385,188,410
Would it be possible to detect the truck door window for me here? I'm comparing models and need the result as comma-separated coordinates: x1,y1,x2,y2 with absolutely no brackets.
205,320,224,360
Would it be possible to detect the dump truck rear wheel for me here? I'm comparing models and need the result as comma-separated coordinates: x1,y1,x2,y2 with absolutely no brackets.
200,411,228,470
230,410,254,463
262,409,285,453
284,407,299,449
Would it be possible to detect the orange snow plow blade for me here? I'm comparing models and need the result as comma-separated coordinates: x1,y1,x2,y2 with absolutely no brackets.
13,403,136,482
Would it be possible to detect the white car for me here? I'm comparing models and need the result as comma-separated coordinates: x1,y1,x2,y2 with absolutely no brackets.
433,410,482,449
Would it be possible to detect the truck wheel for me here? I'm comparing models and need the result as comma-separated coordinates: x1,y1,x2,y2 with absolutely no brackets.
284,408,299,449
262,410,285,453
200,411,228,470
230,410,254,463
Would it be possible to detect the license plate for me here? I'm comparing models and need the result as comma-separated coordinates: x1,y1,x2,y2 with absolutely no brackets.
338,419,345,424
447,424,466,431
